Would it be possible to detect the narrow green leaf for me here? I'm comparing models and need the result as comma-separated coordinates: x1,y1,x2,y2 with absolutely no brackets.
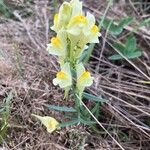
80,118,96,125
46,104,76,112
125,36,136,52
83,92,107,103
59,118,79,128
108,54,123,60
79,50,88,63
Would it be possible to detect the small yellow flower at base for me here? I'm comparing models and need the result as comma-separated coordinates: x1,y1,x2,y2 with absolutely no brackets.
31,114,59,133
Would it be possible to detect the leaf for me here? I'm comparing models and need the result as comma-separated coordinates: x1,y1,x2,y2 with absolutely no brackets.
102,17,134,35
80,118,96,125
109,50,142,60
59,118,79,128
125,50,142,59
79,50,88,63
102,18,122,35
83,92,107,103
113,43,125,53
91,103,100,119
118,17,134,28
108,54,124,60
46,104,76,112
125,36,137,52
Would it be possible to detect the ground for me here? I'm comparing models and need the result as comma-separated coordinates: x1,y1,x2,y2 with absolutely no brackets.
0,0,150,150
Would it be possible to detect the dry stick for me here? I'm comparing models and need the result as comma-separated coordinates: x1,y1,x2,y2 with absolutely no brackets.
100,89,150,117
100,84,150,102
78,99,125,150
108,104,150,138
105,39,150,80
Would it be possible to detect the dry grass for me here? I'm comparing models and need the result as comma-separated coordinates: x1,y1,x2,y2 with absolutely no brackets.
0,0,150,149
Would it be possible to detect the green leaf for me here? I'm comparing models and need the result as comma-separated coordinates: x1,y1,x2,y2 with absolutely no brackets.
113,43,125,53
102,18,122,35
83,92,107,103
125,50,142,59
119,17,134,28
80,118,96,125
125,36,137,52
91,103,100,118
45,104,76,112
109,50,142,60
59,118,79,128
102,17,134,35
108,54,124,60
79,50,88,63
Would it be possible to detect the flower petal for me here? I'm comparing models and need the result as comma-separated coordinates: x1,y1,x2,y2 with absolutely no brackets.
32,114,59,133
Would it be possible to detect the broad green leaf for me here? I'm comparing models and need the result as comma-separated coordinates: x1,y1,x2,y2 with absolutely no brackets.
102,18,122,35
58,118,79,128
46,104,76,112
83,92,107,103
125,36,136,52
125,50,142,59
102,17,134,35
113,43,125,53
109,51,142,60
119,17,134,28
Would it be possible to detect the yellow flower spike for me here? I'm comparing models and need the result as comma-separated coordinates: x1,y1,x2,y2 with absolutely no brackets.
53,63,72,88
31,114,59,133
76,63,93,95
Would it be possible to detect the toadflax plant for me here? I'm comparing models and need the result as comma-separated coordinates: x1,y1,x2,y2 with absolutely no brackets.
32,0,103,133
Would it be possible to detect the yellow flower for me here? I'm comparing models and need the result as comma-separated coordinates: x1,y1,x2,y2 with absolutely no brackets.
53,63,72,88
67,15,88,35
47,31,67,56
76,63,93,94
51,0,83,33
31,114,59,133
83,12,101,43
